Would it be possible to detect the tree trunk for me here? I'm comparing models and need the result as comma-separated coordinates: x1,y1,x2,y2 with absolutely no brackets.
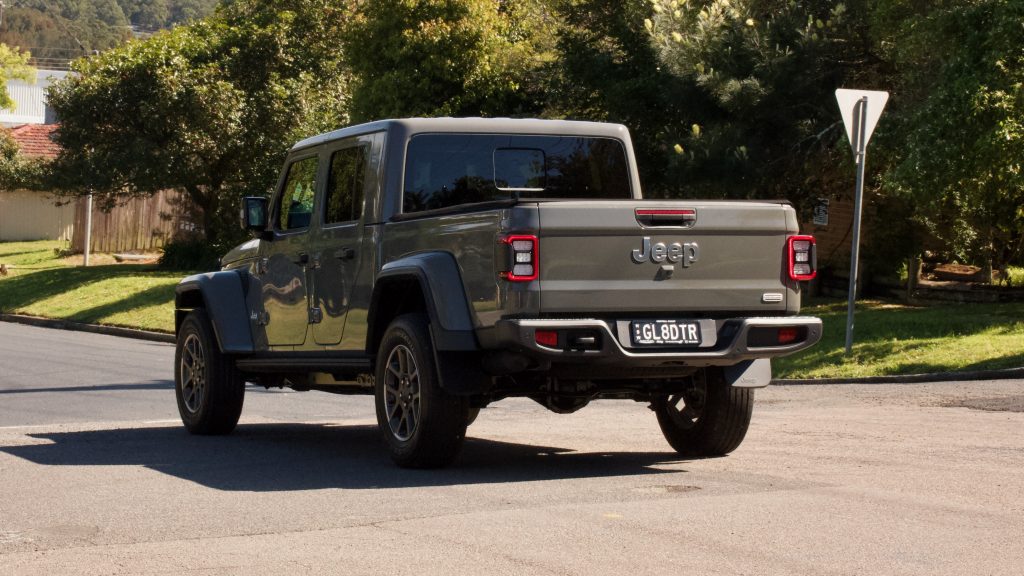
184,184,219,244
982,226,994,284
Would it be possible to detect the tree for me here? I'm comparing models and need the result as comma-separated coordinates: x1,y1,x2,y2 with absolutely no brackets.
881,0,1024,273
341,0,548,121
642,0,874,209
543,0,698,197
46,0,352,245
0,43,36,111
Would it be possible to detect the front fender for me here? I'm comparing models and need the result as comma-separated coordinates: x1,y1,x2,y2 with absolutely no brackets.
175,270,255,354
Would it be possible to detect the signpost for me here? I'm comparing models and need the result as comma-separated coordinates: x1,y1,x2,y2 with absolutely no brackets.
835,88,888,354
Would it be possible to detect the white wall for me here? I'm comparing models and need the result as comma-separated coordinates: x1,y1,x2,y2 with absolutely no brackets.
0,190,76,241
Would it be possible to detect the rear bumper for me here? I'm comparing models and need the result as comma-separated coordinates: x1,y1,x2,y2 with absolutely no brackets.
490,316,822,371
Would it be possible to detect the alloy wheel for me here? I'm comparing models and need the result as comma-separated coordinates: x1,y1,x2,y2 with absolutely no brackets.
180,333,206,414
383,344,421,441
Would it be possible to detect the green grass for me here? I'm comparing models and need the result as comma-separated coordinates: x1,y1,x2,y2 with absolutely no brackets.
0,240,67,269
774,299,1024,379
0,240,184,333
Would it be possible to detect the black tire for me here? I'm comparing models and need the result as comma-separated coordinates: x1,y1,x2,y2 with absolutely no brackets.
466,407,481,427
175,309,245,435
374,313,469,468
652,367,753,457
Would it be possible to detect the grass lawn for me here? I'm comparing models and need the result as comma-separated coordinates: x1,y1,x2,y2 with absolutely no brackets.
0,240,185,333
774,298,1024,379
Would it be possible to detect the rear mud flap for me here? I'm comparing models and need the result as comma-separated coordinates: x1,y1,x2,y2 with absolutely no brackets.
724,359,772,388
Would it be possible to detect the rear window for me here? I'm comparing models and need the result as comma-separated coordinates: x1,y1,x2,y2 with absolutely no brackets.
403,134,630,213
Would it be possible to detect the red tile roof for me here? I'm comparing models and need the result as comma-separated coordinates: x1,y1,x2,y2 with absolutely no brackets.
8,124,59,159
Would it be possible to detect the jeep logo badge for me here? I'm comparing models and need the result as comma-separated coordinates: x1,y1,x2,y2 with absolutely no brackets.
631,236,699,267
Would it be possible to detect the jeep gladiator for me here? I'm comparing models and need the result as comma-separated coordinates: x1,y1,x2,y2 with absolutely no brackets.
174,118,822,468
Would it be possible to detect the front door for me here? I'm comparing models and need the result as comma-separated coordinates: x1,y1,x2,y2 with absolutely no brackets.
261,154,320,347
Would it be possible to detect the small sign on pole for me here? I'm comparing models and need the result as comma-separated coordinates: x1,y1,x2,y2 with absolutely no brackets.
836,89,888,354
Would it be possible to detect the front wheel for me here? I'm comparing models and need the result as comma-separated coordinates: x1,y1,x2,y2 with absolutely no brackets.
652,367,753,457
175,309,245,435
374,313,470,468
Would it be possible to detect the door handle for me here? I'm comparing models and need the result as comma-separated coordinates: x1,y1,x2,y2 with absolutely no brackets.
335,248,356,261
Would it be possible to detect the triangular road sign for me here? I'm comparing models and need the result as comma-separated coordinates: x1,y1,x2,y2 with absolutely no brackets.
836,89,888,154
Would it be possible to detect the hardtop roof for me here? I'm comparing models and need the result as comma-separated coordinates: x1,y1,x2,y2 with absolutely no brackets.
290,117,631,152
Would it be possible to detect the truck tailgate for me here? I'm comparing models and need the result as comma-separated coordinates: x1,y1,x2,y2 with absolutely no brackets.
536,201,796,314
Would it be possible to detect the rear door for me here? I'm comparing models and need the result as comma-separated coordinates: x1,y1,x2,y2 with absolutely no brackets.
536,201,793,314
310,134,378,347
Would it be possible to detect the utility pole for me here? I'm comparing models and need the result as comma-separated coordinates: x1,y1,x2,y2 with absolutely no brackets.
83,192,93,266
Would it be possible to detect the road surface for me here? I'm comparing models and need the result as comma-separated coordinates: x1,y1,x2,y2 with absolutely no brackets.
1,322,1022,575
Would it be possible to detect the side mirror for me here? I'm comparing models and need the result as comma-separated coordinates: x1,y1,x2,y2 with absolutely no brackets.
240,196,268,233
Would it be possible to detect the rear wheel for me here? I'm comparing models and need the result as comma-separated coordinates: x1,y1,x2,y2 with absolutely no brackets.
175,309,245,435
652,367,753,457
375,313,469,468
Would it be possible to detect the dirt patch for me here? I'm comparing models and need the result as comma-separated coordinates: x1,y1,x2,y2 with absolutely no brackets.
941,396,1024,413
59,252,161,266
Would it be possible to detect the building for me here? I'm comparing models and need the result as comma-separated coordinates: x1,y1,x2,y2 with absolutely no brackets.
0,123,75,242
0,69,68,127
0,124,191,252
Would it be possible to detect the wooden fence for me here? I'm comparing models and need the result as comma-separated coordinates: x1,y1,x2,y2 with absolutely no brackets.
70,190,195,253
0,188,196,253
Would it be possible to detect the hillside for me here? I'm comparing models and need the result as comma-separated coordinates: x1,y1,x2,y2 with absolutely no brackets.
0,0,218,68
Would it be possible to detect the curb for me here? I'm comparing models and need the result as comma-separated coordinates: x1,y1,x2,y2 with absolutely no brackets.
773,367,1024,385
2,314,1022,384
0,313,175,344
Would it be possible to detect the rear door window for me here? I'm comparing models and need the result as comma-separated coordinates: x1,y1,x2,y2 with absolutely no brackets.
324,144,369,224
403,134,630,213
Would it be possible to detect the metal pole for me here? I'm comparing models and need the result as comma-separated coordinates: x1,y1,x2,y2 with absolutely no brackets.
844,98,869,354
83,192,93,266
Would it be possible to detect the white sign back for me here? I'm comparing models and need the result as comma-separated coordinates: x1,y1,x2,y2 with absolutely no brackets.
836,89,888,154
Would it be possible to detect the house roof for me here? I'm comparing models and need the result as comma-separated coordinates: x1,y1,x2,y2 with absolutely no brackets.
8,124,59,159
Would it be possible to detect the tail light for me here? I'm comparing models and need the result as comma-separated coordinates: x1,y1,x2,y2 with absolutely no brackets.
787,235,817,281
500,235,538,282
635,208,697,227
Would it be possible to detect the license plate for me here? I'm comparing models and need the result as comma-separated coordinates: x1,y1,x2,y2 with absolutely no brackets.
631,320,702,347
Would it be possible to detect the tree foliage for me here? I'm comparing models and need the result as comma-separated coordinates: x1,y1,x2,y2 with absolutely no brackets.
543,0,694,197
881,0,1024,270
341,0,549,121
643,0,871,208
46,0,352,243
0,43,35,110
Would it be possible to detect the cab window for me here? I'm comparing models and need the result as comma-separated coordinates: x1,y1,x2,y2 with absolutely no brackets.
277,156,319,231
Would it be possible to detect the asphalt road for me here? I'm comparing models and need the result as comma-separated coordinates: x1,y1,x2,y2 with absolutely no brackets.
1,321,1022,575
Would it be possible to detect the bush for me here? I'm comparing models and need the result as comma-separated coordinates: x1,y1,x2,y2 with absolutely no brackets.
159,239,222,271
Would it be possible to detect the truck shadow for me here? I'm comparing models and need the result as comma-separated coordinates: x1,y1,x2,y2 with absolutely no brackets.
0,423,688,491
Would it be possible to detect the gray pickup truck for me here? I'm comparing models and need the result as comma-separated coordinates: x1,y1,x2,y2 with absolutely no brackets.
174,118,822,468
